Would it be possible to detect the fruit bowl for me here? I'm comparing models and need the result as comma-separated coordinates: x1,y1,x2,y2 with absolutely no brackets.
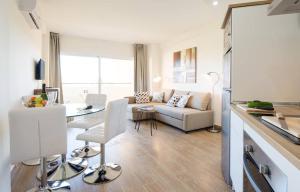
22,95,47,108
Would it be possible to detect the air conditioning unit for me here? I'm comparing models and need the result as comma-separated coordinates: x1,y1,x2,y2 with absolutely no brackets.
268,0,300,16
18,0,42,29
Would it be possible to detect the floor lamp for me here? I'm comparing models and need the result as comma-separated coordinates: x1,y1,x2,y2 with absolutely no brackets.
207,72,221,133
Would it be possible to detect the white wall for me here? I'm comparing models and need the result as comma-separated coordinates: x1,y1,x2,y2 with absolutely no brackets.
60,35,133,60
0,0,10,191
148,44,162,92
160,24,223,125
0,1,43,191
9,1,42,108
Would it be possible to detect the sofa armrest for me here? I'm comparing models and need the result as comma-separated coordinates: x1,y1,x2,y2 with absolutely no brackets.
183,110,213,131
124,96,136,104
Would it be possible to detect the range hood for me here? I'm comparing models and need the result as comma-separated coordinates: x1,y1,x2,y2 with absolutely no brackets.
268,0,300,15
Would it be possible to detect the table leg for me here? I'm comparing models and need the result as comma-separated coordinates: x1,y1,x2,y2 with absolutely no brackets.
154,112,158,130
150,113,154,136
137,112,143,132
134,120,138,129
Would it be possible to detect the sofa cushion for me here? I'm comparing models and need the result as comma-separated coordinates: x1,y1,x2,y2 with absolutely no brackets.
176,95,191,108
152,92,164,103
155,105,203,120
163,89,174,103
124,96,136,104
187,92,211,111
173,90,189,96
135,91,150,104
166,95,181,107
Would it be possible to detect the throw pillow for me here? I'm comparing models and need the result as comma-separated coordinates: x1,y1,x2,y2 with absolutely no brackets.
166,95,181,107
187,92,211,111
135,91,150,104
163,89,175,103
176,95,191,108
152,92,164,103
173,90,189,96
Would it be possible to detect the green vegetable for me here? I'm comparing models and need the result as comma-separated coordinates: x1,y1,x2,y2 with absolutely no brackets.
247,100,274,110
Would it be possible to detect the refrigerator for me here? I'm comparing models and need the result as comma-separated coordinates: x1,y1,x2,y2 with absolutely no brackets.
221,49,232,185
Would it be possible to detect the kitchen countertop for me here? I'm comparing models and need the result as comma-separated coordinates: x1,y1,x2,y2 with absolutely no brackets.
231,104,300,170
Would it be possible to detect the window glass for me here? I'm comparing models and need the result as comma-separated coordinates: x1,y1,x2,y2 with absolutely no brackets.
61,55,99,103
100,58,134,83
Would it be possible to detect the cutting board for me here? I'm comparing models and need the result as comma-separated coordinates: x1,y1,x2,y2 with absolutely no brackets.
262,116,300,138
237,104,275,115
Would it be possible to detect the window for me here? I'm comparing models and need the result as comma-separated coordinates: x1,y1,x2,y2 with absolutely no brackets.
100,58,134,101
61,55,134,103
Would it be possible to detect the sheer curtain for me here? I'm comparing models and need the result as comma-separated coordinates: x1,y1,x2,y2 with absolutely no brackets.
134,44,149,92
49,32,64,103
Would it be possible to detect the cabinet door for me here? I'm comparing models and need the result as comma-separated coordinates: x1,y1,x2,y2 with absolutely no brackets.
230,111,244,192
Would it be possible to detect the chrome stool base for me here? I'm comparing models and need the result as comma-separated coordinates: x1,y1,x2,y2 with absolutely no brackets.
23,155,60,166
37,157,88,181
27,181,70,192
83,163,122,184
71,146,100,158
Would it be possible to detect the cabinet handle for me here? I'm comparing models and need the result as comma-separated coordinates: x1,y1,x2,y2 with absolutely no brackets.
243,152,274,192
259,164,270,175
244,145,254,153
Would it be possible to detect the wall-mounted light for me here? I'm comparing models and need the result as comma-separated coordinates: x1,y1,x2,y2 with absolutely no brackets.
153,76,162,83
212,1,219,6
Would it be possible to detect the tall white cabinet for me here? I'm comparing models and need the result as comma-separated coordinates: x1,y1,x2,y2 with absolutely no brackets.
227,4,300,102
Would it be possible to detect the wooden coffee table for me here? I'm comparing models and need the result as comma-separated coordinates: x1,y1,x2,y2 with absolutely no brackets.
135,106,158,136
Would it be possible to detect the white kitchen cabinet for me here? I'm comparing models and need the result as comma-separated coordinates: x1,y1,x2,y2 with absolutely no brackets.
230,111,244,192
230,5,300,102
231,108,300,192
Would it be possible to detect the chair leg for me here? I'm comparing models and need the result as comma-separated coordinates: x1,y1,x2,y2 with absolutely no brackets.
37,154,88,182
82,143,122,184
28,157,71,192
22,155,60,166
71,129,100,158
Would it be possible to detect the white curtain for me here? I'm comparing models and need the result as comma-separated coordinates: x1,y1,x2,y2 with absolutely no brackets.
134,44,149,92
49,32,63,103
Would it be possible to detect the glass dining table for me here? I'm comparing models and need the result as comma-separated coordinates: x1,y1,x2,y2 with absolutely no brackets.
65,103,105,121
44,103,105,183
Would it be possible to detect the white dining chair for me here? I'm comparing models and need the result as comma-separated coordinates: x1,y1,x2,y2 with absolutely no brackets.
67,94,107,158
9,105,70,191
76,98,128,184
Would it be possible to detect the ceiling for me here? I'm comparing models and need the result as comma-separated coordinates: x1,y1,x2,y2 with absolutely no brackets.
39,0,259,43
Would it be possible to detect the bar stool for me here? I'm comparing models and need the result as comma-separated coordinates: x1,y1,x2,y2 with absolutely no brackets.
76,99,128,184
68,94,107,158
22,155,60,166
9,105,70,191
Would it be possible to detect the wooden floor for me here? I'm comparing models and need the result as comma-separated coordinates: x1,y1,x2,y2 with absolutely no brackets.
11,120,231,192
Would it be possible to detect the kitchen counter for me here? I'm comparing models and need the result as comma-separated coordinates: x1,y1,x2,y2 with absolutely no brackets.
231,104,300,170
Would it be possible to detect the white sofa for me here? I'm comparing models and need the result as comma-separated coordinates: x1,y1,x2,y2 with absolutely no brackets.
126,89,213,133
